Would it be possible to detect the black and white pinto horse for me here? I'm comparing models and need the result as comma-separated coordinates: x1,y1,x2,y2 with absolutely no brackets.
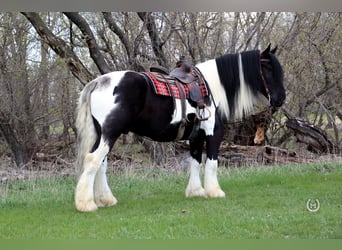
75,45,285,212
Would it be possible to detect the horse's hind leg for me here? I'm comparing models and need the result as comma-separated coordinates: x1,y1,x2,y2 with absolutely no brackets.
91,106,137,210
75,138,111,212
94,156,117,207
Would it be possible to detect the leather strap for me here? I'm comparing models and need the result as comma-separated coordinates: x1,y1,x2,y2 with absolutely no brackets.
174,81,187,140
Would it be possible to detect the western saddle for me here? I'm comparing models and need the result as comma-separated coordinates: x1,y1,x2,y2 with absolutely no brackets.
149,58,211,140
150,59,206,109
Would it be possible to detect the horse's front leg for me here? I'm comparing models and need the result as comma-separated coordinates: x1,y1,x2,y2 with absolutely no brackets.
204,120,225,198
185,158,205,197
204,158,225,198
185,130,206,197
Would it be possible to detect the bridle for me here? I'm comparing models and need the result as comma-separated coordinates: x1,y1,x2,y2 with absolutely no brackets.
260,57,271,104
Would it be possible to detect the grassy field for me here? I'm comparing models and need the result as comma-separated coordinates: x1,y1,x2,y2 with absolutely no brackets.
0,162,341,239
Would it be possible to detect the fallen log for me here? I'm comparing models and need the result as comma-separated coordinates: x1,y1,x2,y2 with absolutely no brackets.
282,107,339,154
286,119,335,153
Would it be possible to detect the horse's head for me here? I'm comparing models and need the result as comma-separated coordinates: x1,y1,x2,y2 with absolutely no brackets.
260,44,286,108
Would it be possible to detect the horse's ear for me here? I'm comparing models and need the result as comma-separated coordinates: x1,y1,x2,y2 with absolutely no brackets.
270,46,278,54
262,43,271,55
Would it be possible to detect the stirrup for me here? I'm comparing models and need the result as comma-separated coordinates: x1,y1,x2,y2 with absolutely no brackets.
196,104,211,121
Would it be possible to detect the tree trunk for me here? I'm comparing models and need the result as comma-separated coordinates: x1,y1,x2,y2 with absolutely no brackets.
0,114,29,167
40,41,50,139
137,12,170,68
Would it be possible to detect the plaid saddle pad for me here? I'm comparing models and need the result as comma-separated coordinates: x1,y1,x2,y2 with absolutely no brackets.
143,72,208,99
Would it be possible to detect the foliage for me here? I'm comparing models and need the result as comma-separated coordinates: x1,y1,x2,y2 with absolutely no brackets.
0,163,341,239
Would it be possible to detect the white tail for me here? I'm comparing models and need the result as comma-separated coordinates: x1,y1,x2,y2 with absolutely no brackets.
75,81,98,173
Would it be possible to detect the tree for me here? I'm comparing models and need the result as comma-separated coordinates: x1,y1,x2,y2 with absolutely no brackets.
0,13,82,166
0,13,35,166
1,12,340,168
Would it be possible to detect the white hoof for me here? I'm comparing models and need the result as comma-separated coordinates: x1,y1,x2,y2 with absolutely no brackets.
205,187,226,198
185,186,206,197
75,199,98,212
95,193,118,208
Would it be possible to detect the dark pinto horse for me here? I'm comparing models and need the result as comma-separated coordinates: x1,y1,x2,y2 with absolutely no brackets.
75,44,285,212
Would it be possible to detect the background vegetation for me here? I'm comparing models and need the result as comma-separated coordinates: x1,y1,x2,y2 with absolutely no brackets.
0,12,341,168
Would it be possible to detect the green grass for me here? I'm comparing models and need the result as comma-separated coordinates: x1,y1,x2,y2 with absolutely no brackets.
0,163,341,239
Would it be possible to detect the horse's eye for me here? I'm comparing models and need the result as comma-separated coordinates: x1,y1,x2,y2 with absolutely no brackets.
262,63,272,71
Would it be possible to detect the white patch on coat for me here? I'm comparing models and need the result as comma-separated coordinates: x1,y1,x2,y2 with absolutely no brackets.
90,71,127,125
170,99,196,124
199,104,216,136
170,98,216,136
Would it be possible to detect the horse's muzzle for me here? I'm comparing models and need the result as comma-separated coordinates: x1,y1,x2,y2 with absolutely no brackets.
271,93,286,108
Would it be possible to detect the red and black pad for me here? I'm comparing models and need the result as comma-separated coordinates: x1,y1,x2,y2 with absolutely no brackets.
143,72,208,100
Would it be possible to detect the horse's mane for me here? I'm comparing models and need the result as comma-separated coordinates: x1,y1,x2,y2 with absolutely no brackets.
215,50,263,119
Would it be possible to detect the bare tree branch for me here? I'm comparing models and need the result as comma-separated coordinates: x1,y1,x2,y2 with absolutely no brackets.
138,12,169,68
63,12,111,75
102,12,132,59
21,12,93,85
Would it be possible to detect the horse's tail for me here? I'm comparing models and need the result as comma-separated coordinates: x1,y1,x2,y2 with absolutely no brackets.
75,80,98,173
